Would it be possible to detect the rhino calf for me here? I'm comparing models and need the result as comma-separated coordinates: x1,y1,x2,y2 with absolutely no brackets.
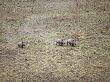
18,42,25,48
55,39,65,46
67,39,76,47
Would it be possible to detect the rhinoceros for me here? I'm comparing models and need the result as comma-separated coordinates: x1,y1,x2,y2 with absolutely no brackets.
66,39,76,46
55,39,65,46
18,41,25,48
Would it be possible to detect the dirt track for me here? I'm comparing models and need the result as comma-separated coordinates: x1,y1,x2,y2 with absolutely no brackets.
0,0,110,82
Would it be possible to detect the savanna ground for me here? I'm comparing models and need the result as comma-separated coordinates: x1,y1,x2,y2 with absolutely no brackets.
0,0,110,82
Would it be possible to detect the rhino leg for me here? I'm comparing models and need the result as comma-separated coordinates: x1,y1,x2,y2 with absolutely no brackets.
70,42,75,46
60,42,64,46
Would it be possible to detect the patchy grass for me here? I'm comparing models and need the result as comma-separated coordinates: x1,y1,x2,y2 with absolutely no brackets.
0,0,110,82
0,22,5,42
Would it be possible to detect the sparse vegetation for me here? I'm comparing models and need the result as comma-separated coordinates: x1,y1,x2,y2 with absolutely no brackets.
0,0,110,82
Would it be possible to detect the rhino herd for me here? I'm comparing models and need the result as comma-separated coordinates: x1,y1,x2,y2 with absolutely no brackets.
55,39,76,47
18,39,76,48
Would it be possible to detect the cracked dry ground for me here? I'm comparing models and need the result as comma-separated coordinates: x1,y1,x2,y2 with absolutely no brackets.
0,0,110,82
